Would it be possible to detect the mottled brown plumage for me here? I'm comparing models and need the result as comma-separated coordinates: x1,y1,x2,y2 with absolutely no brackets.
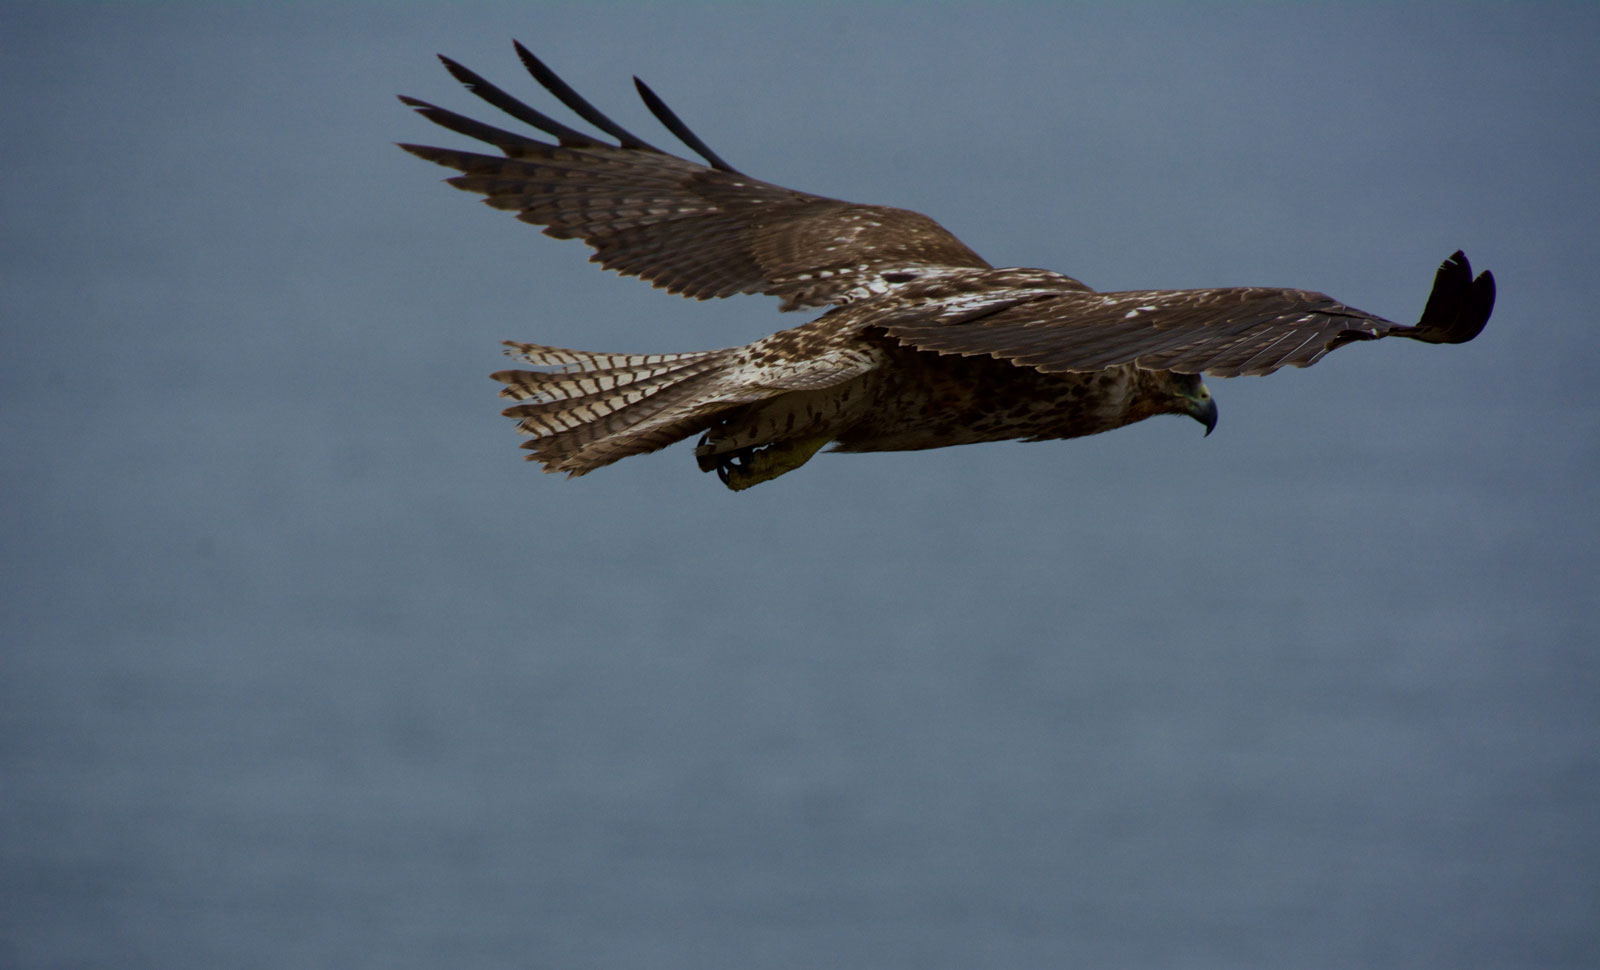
401,44,1495,490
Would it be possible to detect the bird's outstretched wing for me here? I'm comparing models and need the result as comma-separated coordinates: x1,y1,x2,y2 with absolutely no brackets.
877,251,1495,378
399,42,991,311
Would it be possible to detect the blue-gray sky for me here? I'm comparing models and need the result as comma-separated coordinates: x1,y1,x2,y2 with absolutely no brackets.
4,4,1597,968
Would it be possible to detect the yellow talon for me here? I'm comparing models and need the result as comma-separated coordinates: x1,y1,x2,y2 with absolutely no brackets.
720,434,832,491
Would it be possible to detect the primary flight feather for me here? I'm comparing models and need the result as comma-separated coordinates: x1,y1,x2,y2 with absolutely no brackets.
400,42,1494,490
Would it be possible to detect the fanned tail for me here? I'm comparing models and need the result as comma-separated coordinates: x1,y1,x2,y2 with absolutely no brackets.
491,341,734,475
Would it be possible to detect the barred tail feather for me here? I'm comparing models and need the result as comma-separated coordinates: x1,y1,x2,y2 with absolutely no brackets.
491,341,735,475
500,340,715,370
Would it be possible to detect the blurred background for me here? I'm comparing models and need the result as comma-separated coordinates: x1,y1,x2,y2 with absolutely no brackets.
3,3,1596,968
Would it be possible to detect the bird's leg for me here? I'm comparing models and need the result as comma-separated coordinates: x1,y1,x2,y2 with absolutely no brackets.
715,434,832,491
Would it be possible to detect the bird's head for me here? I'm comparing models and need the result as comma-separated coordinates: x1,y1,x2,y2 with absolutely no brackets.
1173,372,1218,436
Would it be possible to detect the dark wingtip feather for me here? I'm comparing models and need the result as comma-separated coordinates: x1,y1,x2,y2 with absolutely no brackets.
395,142,440,161
436,53,480,90
1461,269,1495,343
511,40,661,153
399,94,549,155
509,40,542,72
434,49,601,148
1413,250,1494,344
633,76,740,172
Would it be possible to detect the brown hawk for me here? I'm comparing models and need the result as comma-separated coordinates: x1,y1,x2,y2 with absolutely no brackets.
400,42,1495,490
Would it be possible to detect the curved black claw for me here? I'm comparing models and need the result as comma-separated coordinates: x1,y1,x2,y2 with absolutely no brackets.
713,447,754,486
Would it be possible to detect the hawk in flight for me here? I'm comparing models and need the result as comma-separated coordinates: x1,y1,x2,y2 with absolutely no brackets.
400,43,1495,490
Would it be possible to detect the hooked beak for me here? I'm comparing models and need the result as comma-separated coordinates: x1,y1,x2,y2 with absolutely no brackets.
1190,388,1218,437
